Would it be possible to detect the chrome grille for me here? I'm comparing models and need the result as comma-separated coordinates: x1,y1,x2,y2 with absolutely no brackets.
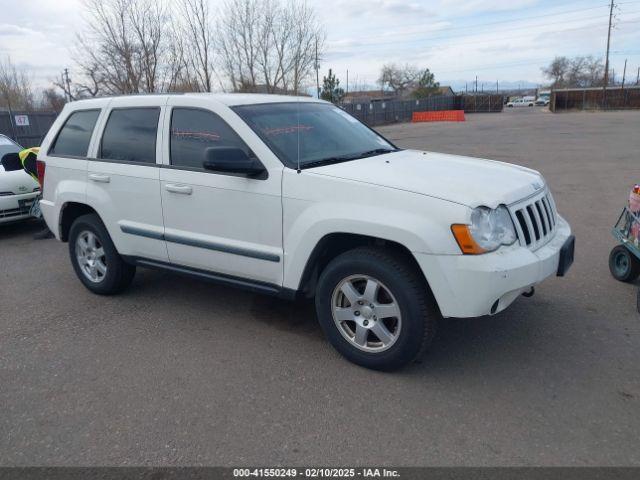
509,191,558,250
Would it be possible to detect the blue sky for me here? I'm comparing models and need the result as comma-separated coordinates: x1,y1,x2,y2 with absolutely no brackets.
1,0,639,92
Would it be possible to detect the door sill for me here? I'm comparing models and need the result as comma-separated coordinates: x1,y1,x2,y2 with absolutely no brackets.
123,256,297,300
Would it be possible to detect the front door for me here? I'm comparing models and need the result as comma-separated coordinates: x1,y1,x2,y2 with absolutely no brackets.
159,98,283,286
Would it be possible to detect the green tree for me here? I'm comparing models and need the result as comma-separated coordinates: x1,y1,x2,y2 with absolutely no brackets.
411,68,440,98
320,69,345,103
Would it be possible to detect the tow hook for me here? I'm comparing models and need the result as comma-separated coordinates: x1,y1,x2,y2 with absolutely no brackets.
522,287,535,298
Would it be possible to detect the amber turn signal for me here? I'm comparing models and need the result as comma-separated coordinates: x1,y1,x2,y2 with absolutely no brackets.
451,224,487,255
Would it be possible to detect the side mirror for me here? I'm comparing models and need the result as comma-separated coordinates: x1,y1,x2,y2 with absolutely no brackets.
1,152,22,172
203,147,266,178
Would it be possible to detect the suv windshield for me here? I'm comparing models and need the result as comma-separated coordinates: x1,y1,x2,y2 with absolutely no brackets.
233,102,397,169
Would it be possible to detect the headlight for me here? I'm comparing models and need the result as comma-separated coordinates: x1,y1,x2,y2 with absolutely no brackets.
451,205,517,254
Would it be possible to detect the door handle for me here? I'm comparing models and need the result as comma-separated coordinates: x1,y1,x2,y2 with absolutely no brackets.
89,173,110,183
165,184,193,195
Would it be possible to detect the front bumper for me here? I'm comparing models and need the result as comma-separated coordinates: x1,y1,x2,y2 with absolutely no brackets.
0,192,38,224
415,215,573,318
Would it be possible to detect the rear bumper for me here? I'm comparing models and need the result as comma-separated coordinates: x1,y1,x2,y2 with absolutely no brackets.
415,215,573,318
0,192,38,224
40,199,60,239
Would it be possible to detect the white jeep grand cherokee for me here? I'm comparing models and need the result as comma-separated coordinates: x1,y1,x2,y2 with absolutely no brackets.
38,94,574,370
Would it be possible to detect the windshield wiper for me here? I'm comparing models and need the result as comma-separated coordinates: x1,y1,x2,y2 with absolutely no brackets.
351,148,397,159
301,148,397,170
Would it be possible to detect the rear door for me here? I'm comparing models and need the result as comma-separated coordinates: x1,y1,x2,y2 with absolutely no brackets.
87,97,169,262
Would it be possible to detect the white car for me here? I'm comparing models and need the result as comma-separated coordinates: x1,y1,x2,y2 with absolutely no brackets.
507,98,535,107
38,94,574,370
0,134,40,224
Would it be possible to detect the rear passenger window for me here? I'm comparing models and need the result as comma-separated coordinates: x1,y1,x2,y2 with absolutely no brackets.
170,108,250,169
49,110,100,157
100,108,160,164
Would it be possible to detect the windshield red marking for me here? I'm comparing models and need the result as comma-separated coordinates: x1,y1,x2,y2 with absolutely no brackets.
172,130,221,140
263,125,313,136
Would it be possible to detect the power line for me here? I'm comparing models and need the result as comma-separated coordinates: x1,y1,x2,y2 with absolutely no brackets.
363,3,614,41
328,10,640,52
325,11,640,58
328,1,640,50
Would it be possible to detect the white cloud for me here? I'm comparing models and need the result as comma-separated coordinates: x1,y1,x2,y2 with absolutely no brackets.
0,0,638,92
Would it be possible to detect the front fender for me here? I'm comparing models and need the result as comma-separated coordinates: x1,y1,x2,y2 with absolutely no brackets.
282,170,468,290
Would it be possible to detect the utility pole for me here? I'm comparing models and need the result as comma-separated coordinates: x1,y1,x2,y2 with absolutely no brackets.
346,70,349,96
621,59,627,88
3,91,18,141
496,80,499,94
475,76,478,94
63,68,72,102
636,67,640,85
314,39,320,99
603,0,615,106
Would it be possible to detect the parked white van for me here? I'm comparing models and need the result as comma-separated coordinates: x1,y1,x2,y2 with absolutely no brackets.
37,94,574,370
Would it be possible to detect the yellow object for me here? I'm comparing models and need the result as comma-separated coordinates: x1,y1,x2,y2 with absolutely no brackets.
18,147,40,182
451,224,487,255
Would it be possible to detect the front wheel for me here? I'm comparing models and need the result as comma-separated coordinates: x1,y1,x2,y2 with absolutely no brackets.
609,245,640,282
69,213,136,294
315,247,438,371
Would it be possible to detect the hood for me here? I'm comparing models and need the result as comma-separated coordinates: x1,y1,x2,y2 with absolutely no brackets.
307,149,545,208
0,168,40,195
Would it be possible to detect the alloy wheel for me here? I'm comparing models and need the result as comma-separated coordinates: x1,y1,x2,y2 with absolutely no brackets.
331,275,402,352
75,230,107,283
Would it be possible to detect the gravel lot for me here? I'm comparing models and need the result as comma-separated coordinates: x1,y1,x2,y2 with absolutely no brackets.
1,108,639,466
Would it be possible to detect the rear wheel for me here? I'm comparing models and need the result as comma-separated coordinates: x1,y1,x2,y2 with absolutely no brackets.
69,213,136,294
609,245,640,282
315,247,438,371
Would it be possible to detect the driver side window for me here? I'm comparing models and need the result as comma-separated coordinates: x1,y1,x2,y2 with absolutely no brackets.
170,108,250,170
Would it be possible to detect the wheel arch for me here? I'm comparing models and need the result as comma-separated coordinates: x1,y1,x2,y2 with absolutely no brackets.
296,232,433,301
59,202,99,242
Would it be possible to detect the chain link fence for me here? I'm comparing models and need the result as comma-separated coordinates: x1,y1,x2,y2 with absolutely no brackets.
551,86,640,112
341,95,503,126
0,111,58,147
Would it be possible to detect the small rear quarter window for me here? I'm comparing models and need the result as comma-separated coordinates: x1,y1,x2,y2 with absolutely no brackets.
49,110,100,157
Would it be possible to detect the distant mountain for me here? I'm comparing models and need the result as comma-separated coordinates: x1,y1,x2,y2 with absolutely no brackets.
444,79,541,93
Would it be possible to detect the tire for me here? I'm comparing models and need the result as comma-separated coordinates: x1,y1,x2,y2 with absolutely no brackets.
315,247,438,371
609,245,640,283
68,213,136,295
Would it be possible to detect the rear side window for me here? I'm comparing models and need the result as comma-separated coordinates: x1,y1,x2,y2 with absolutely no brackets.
49,110,100,157
100,108,160,164
170,108,250,169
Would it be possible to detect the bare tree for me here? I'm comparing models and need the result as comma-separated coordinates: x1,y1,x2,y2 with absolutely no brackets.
580,56,604,87
218,0,260,91
287,0,324,94
72,0,172,95
0,56,34,110
378,64,419,97
542,55,604,88
41,88,67,112
217,0,324,94
130,0,166,93
541,56,570,88
177,0,215,92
